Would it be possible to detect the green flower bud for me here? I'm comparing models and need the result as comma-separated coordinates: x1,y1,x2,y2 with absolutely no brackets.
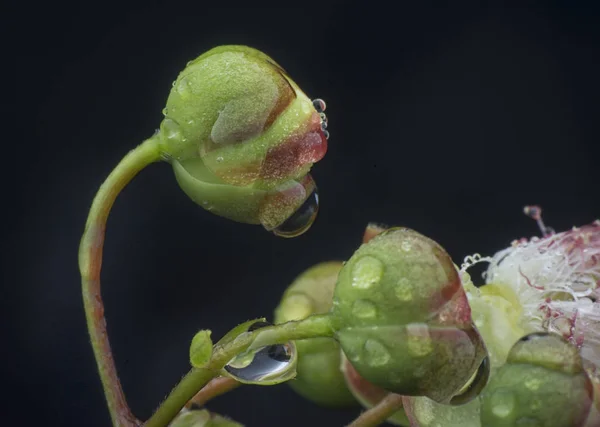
332,227,488,404
480,332,594,427
160,45,328,236
274,261,356,407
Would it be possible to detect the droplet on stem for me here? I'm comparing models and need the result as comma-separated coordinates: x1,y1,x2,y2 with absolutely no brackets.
222,321,298,385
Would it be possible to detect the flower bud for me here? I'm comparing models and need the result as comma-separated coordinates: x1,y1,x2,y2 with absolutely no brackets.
274,261,356,407
480,332,593,427
160,45,328,235
332,227,488,403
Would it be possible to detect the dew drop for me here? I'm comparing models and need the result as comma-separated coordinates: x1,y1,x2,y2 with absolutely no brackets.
352,299,378,319
224,320,297,385
162,118,182,141
451,355,490,405
273,188,319,238
162,107,169,116
351,256,384,289
394,277,413,301
364,339,391,367
216,156,224,163
312,98,326,113
323,129,330,139
406,325,433,357
489,389,516,418
176,77,192,97
320,112,328,127
401,241,412,252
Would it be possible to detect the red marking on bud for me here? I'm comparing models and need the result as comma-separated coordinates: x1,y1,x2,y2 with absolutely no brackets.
261,112,327,182
362,223,389,244
342,356,393,406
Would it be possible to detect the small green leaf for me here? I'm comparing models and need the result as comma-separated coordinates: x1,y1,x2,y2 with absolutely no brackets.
190,330,213,368
218,318,266,348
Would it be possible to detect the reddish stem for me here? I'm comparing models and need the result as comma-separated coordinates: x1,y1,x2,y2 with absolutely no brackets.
79,137,161,426
184,377,240,409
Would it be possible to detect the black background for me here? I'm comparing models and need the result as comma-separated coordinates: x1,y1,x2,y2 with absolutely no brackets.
6,1,600,426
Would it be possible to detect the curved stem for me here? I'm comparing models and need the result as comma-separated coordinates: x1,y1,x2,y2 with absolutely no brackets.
347,394,404,427
145,313,335,427
184,377,241,409
79,136,162,427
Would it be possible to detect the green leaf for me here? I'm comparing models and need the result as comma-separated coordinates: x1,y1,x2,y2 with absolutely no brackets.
190,330,213,368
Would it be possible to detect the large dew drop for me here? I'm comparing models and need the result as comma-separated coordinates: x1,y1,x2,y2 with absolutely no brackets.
222,322,298,385
272,188,319,238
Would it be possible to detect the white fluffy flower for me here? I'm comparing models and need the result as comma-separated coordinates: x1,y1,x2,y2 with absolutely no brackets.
485,218,600,372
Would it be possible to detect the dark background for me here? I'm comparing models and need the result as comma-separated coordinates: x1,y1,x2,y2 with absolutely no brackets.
5,1,600,426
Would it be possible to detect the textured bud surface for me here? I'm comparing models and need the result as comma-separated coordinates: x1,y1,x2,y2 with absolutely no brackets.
165,46,327,234
332,228,487,403
481,333,593,427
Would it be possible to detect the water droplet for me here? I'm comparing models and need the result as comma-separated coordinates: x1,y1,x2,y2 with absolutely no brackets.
394,277,413,301
451,356,490,405
176,77,192,97
406,325,433,357
312,98,326,113
187,119,195,125
489,389,516,418
352,299,378,318
320,112,328,126
401,241,412,252
273,188,319,238
162,107,169,116
323,129,330,139
216,156,224,163
224,342,297,385
351,256,384,289
364,339,391,367
162,118,182,141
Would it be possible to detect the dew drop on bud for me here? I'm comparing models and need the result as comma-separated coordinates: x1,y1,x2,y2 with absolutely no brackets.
273,188,319,238
323,129,330,140
312,98,326,113
223,339,297,385
450,355,490,405
320,112,328,126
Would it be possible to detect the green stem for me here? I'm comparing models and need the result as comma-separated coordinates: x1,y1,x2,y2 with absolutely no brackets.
185,377,241,409
347,394,404,427
79,136,162,427
145,314,335,427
